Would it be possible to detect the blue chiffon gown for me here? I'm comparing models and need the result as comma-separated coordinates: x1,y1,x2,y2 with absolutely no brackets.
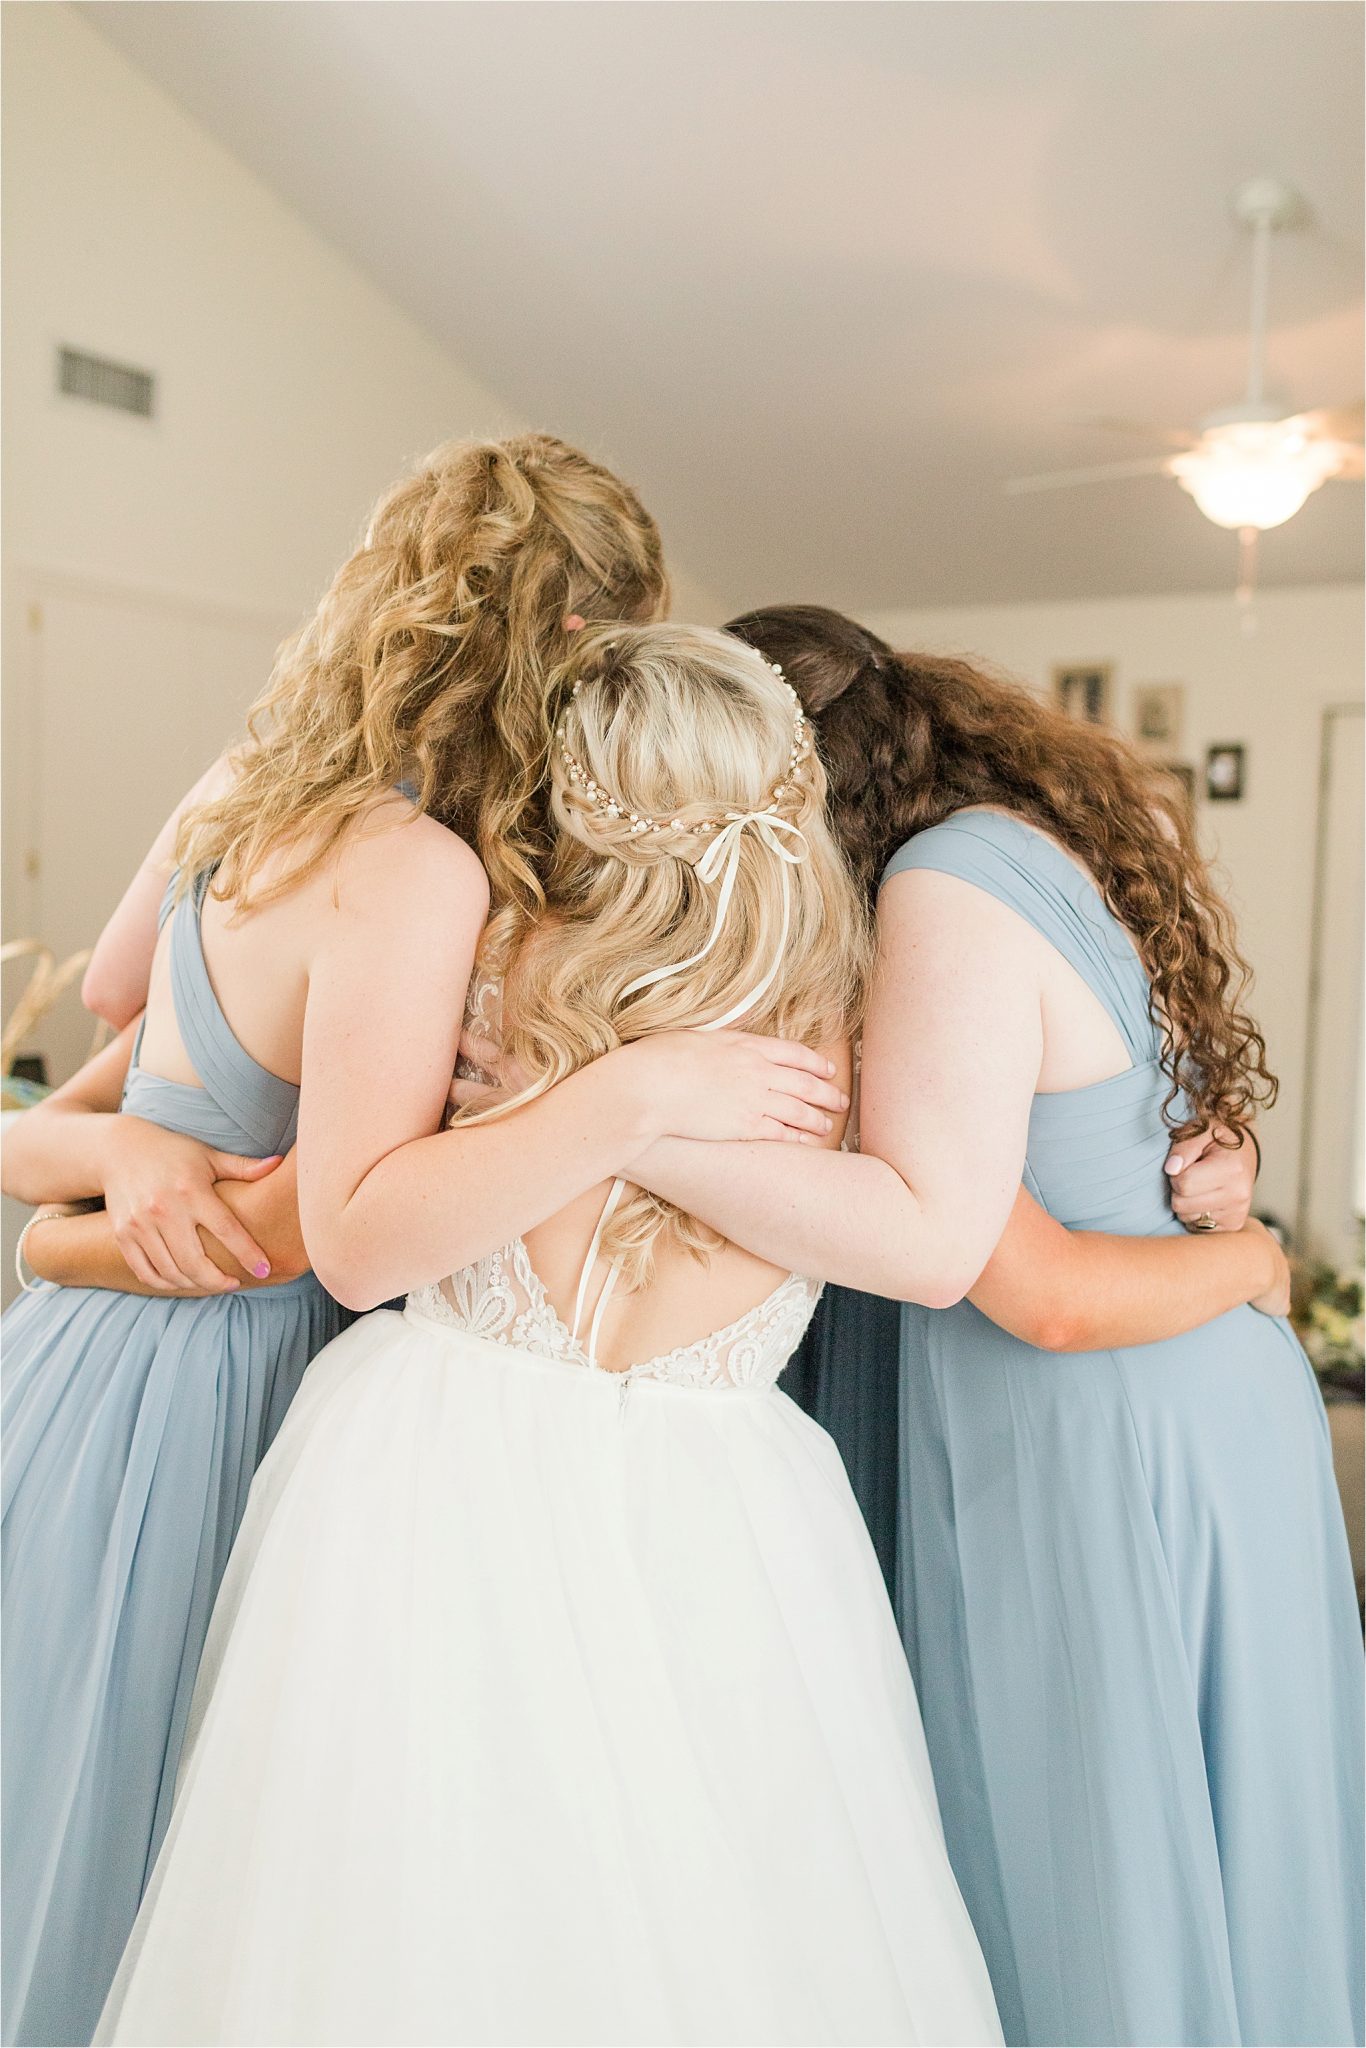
2,871,350,2047
884,811,1364,2048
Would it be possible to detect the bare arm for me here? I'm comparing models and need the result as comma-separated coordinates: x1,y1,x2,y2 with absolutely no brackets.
968,1188,1286,1349
82,755,234,1028
15,815,843,1311
632,873,1278,1334
630,1135,1282,1334
631,871,1042,1304
2,1025,140,1203
291,822,845,1314
13,826,590,1308
2,1021,278,1289
457,1028,1278,1345
25,1154,309,1296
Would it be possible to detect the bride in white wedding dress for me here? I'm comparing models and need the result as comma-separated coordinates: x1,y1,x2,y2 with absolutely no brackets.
98,626,1002,2048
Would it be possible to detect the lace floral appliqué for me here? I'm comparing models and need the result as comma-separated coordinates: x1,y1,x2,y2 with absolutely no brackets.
409,1243,819,1394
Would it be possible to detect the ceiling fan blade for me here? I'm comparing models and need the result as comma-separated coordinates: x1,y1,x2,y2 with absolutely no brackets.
1088,416,1200,451
1003,457,1173,496
1282,400,1365,441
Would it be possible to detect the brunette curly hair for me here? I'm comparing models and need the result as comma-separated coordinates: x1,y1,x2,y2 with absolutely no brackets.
726,604,1276,1143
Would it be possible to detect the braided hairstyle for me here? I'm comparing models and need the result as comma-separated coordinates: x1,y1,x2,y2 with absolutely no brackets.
461,622,872,1285
727,604,1276,1142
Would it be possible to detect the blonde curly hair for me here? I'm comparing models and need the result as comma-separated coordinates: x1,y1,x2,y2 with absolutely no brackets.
177,433,669,913
461,623,873,1287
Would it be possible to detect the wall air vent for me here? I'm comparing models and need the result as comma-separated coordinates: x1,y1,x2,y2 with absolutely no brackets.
56,346,155,419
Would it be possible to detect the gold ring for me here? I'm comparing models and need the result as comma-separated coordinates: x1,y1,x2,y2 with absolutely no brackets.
1191,1212,1219,1232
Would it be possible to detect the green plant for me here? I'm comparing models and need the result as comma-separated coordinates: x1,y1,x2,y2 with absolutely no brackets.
1295,1228,1365,1393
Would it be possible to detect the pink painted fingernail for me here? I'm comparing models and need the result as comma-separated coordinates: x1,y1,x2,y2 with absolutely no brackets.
254,1261,271,1279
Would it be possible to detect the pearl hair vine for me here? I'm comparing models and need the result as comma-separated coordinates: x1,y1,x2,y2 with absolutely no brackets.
556,660,810,840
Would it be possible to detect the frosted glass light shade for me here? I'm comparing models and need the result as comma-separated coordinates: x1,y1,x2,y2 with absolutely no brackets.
1172,423,1339,531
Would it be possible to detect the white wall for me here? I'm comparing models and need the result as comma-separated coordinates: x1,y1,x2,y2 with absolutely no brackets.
1,1,716,1050
0,1,722,1304
0,0,502,1017
864,584,1365,1251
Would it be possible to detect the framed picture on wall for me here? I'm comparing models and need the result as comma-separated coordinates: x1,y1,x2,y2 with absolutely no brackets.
1205,744,1245,802
1132,682,1185,755
1053,663,1113,725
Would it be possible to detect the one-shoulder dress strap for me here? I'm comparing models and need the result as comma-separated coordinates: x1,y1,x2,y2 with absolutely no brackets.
167,867,301,1154
881,811,1157,1067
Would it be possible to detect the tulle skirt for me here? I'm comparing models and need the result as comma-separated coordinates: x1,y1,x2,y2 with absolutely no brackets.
99,1302,1002,2047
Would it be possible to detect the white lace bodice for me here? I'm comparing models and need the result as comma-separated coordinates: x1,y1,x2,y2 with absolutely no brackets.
408,1243,819,1394
417,968,820,1392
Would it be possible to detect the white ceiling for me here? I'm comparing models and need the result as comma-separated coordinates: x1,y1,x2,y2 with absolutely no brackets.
82,1,1364,612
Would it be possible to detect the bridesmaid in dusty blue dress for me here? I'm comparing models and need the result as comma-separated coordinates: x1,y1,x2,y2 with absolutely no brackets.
2,873,350,2048
733,604,1363,2048
892,812,1363,2048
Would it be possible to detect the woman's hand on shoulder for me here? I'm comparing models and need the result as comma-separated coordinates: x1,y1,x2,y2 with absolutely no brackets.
1164,1124,1258,1233
450,1029,851,1146
617,1030,851,1146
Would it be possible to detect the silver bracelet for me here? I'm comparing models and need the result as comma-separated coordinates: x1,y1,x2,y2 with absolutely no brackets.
14,1208,70,1294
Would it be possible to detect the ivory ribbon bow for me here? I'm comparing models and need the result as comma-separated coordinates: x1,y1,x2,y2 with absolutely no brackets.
573,810,808,1372
619,810,808,1032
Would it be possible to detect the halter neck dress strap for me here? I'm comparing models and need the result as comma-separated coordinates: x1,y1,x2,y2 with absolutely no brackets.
167,869,301,1154
122,867,301,1158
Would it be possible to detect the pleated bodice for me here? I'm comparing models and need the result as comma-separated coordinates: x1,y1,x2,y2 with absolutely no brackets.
120,868,299,1158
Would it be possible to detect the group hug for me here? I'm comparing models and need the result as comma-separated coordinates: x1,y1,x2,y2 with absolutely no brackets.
3,432,1363,2048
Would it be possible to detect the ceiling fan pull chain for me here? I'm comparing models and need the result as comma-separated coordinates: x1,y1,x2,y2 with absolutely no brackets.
1236,526,1260,630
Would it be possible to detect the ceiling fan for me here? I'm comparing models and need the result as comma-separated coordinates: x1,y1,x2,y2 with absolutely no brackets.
1004,177,1364,596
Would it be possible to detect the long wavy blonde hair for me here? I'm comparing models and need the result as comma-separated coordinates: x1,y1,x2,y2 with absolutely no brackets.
461,623,873,1285
177,434,669,912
